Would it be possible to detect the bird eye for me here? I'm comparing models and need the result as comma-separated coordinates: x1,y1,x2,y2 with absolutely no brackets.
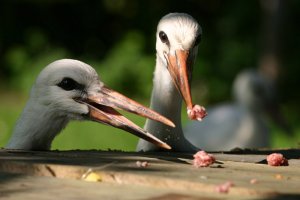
194,34,202,46
159,31,169,44
57,77,80,91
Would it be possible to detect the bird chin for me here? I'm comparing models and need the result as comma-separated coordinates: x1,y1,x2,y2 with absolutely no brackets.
67,113,87,121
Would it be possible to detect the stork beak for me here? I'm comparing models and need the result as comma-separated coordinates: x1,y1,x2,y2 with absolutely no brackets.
165,50,193,109
76,86,174,150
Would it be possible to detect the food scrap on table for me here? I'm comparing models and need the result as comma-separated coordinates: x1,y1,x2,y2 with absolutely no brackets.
193,150,215,167
83,172,102,182
136,161,149,168
215,181,234,193
250,178,258,184
267,153,288,166
275,174,284,180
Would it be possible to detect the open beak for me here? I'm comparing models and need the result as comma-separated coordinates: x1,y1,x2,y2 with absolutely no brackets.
164,50,194,110
76,86,174,150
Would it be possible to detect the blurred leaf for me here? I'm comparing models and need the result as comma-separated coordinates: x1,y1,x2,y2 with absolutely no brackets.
97,31,154,99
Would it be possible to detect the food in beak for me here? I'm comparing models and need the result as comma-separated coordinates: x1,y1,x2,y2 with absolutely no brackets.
165,49,207,121
76,86,174,150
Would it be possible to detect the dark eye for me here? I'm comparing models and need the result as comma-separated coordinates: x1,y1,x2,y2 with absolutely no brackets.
194,34,202,46
57,77,82,91
159,31,169,44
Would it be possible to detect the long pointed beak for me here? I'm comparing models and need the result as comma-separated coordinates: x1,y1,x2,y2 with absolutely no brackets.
165,50,193,109
76,86,174,150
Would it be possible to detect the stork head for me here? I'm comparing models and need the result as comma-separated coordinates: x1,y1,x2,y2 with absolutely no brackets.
30,59,174,149
233,70,275,110
156,13,202,110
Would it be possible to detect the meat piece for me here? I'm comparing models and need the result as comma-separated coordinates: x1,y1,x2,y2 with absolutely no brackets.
193,150,215,167
266,153,288,166
250,178,258,184
136,161,149,168
187,105,207,121
215,181,234,193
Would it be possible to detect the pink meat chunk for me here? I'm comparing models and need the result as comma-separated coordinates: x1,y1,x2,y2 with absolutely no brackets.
266,153,288,166
187,105,207,121
136,161,149,168
215,181,234,193
250,178,258,184
193,150,215,167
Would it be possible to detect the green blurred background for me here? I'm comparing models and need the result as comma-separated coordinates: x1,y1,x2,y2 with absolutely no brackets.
0,0,299,151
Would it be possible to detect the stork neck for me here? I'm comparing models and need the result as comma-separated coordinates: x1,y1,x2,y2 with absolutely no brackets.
137,56,196,152
6,99,69,150
149,57,183,125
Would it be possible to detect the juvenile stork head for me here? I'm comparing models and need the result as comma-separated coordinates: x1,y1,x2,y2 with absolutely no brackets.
6,59,174,150
156,13,202,112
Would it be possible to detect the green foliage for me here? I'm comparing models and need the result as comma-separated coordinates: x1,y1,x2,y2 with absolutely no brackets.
52,118,140,151
0,102,20,146
95,31,154,99
2,30,69,92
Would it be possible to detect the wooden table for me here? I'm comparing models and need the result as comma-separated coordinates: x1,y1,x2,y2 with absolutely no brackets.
0,149,299,199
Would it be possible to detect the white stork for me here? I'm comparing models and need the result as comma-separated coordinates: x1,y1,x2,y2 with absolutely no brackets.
6,59,174,150
136,13,206,152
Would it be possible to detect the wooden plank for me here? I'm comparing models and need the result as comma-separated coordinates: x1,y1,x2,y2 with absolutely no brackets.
0,149,299,199
0,172,213,200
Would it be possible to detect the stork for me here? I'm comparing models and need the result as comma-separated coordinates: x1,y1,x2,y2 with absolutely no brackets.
6,59,174,150
136,13,207,152
184,69,291,151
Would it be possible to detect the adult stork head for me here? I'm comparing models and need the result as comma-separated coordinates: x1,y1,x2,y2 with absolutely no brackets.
137,13,205,152
156,13,205,119
6,59,174,150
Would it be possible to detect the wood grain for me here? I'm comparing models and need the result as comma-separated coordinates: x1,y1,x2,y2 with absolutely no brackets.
0,149,299,199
